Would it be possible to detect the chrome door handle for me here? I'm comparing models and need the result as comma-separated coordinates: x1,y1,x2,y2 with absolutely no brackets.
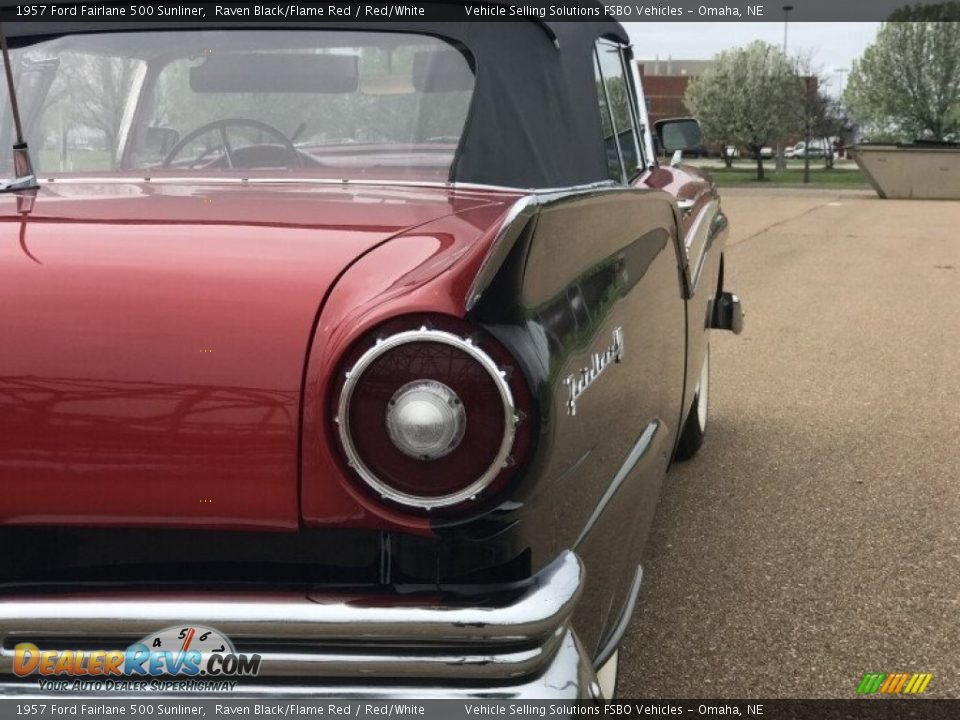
677,198,696,214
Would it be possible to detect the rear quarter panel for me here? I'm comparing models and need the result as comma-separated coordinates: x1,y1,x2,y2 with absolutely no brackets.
465,187,687,658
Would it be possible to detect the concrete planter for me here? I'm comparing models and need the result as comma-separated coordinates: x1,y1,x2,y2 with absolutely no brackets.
850,143,960,200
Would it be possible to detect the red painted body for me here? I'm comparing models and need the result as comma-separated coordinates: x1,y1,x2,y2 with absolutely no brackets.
0,181,520,532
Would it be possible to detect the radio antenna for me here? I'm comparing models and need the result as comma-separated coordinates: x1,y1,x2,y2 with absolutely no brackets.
0,21,38,192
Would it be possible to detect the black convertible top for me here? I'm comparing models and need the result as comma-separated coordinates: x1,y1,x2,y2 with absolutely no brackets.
1,14,632,188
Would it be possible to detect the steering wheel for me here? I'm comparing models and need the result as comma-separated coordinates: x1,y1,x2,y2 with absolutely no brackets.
162,118,302,169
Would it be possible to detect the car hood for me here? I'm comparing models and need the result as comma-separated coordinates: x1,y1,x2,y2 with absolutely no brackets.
0,181,513,531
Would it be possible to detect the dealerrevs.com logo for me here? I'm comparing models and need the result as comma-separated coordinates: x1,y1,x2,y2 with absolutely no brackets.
14,625,261,693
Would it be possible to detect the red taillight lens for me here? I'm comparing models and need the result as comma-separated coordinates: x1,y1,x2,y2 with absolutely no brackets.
332,317,531,511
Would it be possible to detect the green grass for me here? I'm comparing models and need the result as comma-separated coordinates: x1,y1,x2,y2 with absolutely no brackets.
700,165,869,188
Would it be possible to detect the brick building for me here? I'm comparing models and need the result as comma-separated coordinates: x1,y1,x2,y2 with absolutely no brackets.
637,58,825,152
637,59,708,127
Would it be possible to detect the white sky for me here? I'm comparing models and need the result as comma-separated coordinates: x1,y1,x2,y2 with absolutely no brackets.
624,22,881,95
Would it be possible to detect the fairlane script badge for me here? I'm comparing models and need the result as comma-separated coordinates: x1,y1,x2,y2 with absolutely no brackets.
564,327,624,416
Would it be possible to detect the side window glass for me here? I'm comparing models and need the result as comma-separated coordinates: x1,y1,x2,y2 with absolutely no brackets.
594,54,622,183
595,40,641,180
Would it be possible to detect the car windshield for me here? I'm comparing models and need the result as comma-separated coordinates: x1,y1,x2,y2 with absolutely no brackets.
0,30,476,181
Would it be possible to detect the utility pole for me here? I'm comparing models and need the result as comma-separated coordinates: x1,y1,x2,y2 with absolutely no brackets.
832,67,849,97
783,5,794,52
832,68,850,158
776,5,795,171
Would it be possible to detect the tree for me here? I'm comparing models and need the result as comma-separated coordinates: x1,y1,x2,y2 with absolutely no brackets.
59,53,142,165
792,55,826,183
844,3,960,142
816,97,850,169
685,41,800,180
799,80,828,182
791,56,848,181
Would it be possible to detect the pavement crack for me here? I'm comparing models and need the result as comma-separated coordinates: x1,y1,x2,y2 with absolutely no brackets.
728,200,838,248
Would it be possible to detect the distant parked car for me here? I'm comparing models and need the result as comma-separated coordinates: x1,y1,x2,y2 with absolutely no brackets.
758,146,773,159
789,140,831,159
723,145,741,158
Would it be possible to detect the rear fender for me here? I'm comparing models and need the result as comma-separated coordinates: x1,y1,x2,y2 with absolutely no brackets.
298,199,530,535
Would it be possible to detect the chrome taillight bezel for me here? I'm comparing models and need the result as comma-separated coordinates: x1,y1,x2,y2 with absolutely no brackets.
335,326,518,510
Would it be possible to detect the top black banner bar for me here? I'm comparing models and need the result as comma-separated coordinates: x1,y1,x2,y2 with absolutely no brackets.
0,0,956,23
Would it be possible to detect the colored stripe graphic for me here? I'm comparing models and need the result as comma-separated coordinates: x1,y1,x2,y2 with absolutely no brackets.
904,673,933,694
857,672,932,694
857,673,885,694
881,673,908,693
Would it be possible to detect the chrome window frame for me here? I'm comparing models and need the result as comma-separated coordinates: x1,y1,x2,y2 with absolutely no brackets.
617,45,647,176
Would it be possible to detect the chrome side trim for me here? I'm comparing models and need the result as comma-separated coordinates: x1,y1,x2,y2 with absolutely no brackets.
0,552,584,686
593,564,643,668
465,194,539,311
336,327,517,510
684,199,720,293
573,421,660,550
464,181,638,311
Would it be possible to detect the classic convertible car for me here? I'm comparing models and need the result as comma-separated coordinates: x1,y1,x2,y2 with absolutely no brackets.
0,14,742,699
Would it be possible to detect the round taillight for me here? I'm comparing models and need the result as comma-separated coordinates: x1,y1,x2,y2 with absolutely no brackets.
333,321,529,511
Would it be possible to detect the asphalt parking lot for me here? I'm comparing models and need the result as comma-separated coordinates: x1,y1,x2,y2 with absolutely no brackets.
620,187,960,698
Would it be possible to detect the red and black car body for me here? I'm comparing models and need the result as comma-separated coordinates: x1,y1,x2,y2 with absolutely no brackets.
0,14,742,698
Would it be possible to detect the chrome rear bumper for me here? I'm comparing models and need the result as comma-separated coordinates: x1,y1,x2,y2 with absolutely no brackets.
0,551,598,698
